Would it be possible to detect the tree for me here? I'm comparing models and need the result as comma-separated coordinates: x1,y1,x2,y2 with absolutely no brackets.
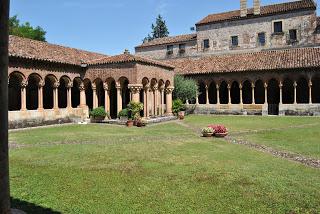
0,0,10,213
9,15,46,42
143,15,169,43
173,75,199,103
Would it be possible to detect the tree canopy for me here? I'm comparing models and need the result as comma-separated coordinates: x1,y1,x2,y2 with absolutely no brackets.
9,15,46,42
173,75,199,103
143,15,169,43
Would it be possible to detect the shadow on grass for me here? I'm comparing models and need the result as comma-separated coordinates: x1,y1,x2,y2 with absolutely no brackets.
11,198,61,214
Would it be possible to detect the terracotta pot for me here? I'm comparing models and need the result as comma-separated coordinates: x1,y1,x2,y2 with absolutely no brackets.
126,120,134,127
215,132,228,138
178,111,185,120
202,133,213,137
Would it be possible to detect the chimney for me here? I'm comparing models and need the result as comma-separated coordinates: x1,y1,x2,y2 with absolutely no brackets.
240,0,247,17
254,0,261,15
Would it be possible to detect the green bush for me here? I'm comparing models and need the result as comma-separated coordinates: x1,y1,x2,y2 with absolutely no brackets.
90,107,108,118
118,108,129,118
127,101,144,120
172,99,186,114
173,75,198,103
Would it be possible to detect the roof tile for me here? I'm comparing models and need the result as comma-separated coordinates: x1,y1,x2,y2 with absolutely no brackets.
136,34,197,48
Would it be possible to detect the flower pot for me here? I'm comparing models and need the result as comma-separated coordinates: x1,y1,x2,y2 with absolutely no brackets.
202,133,213,137
126,120,134,127
215,132,228,138
178,111,185,120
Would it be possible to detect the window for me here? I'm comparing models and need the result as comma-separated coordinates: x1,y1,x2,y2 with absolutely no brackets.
289,29,297,41
258,32,266,46
203,39,210,49
273,21,283,33
231,36,239,47
167,45,173,55
179,43,186,54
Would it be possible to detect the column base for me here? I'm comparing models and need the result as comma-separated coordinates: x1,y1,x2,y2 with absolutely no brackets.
37,108,44,111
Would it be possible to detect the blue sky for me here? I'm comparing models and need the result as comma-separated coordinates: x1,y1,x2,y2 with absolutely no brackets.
11,0,319,55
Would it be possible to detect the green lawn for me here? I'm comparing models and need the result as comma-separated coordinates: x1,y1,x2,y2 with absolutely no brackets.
9,116,320,213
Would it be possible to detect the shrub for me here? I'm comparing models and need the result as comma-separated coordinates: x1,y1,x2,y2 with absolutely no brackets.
127,101,144,120
173,75,199,102
90,107,108,118
172,99,186,114
208,125,228,134
201,127,214,134
118,108,129,118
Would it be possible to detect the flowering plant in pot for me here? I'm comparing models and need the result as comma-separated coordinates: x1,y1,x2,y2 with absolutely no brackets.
208,125,228,137
173,99,186,120
90,107,108,123
201,127,214,137
127,101,144,126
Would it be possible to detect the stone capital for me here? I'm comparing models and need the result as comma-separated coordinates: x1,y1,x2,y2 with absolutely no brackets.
165,86,174,94
128,84,143,94
216,84,220,90
293,82,297,88
21,80,28,88
79,83,85,91
53,82,60,89
264,83,268,88
91,83,97,90
67,82,73,89
251,82,255,88
103,82,109,91
39,80,45,88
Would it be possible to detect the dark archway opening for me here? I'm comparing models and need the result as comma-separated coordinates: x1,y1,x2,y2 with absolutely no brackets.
72,79,81,108
198,82,206,104
95,79,105,107
43,76,55,109
27,74,40,110
220,81,228,104
242,80,252,104
58,78,68,108
84,80,93,110
231,81,240,104
283,78,294,104
255,80,264,104
109,81,117,119
312,76,320,103
208,82,217,104
297,78,309,104
268,79,280,115
122,79,130,109
8,73,22,111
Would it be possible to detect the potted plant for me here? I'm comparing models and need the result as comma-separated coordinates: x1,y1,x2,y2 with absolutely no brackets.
173,99,186,120
126,118,134,127
90,107,108,123
127,101,144,126
201,127,214,137
118,108,129,121
208,125,228,138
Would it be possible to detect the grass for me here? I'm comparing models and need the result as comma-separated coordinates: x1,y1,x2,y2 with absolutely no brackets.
9,116,320,213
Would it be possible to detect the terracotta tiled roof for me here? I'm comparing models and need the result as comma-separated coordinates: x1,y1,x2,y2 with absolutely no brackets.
87,53,175,69
164,47,320,75
136,34,197,48
197,0,316,26
9,35,107,66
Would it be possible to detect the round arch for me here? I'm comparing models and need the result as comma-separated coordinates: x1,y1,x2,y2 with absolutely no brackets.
231,81,240,104
312,76,320,103
282,78,294,104
198,81,206,104
27,73,42,110
43,75,58,109
296,77,309,104
255,80,264,104
8,71,24,111
208,81,217,104
242,80,252,104
219,81,228,104
84,79,93,110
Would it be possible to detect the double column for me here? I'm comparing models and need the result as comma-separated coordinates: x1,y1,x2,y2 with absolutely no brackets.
20,80,28,111
165,87,174,116
53,82,60,110
67,82,73,109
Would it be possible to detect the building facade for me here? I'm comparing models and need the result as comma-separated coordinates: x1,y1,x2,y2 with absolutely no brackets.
136,0,320,116
8,36,174,128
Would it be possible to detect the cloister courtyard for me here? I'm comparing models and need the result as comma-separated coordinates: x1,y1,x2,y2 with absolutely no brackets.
9,115,320,213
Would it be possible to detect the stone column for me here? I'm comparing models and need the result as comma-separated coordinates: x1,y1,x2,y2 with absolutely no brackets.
159,86,165,115
128,84,142,103
116,83,122,114
264,82,268,104
67,82,73,109
148,87,153,117
227,84,231,105
251,82,255,104
239,83,243,105
79,83,87,108
216,84,220,104
0,0,10,212
53,82,59,110
144,84,150,118
38,81,44,110
279,81,283,105
153,86,158,116
196,92,199,105
92,83,98,109
20,80,27,111
165,87,174,116
309,79,312,104
293,81,297,104
205,84,209,105
103,83,110,113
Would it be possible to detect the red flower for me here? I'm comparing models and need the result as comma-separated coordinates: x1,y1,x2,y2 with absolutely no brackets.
208,124,228,134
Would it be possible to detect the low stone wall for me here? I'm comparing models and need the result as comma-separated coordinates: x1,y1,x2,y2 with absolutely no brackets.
279,104,320,116
9,108,88,129
186,104,263,115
